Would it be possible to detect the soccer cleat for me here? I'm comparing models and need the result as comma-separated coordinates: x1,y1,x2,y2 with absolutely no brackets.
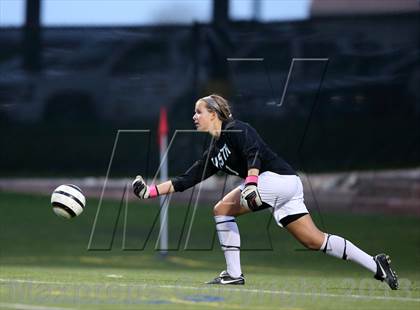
373,254,399,290
205,270,245,285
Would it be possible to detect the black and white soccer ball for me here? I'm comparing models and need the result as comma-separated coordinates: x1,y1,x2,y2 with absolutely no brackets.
51,184,86,219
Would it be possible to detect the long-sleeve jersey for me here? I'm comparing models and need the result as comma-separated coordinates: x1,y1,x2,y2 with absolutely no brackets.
171,119,297,192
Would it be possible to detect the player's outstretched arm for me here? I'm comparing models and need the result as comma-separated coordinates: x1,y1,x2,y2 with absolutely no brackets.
132,175,174,199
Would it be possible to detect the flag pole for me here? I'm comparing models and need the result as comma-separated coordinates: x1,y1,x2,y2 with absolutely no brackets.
158,107,169,257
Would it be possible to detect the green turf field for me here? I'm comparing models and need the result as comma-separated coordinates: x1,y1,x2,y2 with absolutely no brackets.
1,191,419,309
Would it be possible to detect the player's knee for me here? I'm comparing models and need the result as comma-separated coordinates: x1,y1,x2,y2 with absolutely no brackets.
302,238,323,250
303,230,325,250
213,201,223,216
213,200,233,216
305,241,321,250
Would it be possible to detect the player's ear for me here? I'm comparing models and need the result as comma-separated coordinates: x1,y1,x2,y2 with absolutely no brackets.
210,110,217,120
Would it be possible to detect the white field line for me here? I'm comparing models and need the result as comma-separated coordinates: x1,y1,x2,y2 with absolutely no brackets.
0,302,74,310
0,278,418,303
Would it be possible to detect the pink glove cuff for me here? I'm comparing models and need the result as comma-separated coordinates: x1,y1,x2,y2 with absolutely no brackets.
149,185,159,198
245,175,258,185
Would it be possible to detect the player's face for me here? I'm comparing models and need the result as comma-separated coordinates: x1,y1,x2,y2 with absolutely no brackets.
193,100,215,132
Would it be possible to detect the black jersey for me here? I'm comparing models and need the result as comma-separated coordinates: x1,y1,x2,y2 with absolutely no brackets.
171,119,297,192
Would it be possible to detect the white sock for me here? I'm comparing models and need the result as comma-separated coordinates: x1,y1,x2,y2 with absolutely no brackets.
215,215,242,278
320,234,377,273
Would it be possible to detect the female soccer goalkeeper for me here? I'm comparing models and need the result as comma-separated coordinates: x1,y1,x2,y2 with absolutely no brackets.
132,94,398,289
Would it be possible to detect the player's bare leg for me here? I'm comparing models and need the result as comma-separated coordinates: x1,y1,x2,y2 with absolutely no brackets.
285,214,398,289
213,187,251,217
207,188,249,285
284,214,325,250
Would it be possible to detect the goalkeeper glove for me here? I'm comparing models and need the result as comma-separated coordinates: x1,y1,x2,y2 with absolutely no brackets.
240,175,262,210
132,175,159,199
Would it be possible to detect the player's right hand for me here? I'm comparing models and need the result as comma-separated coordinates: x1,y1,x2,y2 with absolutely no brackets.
132,175,150,199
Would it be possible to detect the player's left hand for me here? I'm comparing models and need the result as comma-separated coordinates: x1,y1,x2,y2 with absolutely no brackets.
240,176,262,210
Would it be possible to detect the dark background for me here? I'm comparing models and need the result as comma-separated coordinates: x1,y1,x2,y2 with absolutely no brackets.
0,1,419,177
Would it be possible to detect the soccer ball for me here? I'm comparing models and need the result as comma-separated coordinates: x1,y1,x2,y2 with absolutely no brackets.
51,184,86,219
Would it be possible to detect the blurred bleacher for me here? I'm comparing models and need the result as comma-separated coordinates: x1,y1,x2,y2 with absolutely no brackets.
1,168,419,215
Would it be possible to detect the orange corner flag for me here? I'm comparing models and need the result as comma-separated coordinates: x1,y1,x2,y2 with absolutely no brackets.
158,107,168,147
